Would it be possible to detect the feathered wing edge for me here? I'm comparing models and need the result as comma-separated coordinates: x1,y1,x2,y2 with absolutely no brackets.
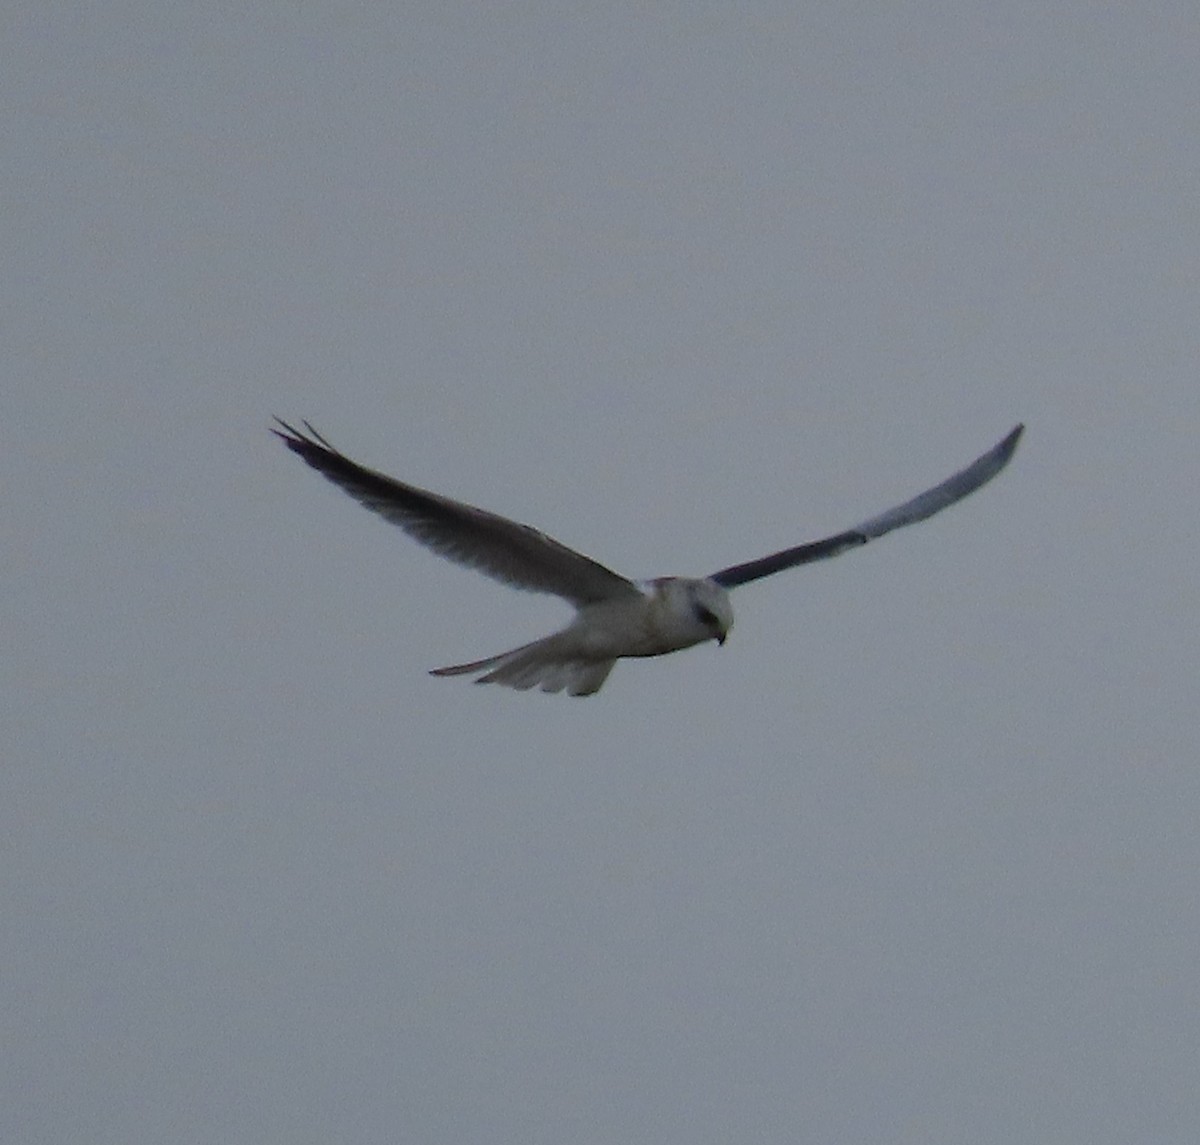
271,419,640,607
430,635,617,697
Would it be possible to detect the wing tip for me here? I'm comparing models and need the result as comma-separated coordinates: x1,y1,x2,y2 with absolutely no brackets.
271,417,341,459
269,415,300,442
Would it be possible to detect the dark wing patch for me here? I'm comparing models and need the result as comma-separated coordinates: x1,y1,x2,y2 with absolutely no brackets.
710,531,868,588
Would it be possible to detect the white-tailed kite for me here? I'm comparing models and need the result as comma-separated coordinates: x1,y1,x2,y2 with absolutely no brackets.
273,420,1023,696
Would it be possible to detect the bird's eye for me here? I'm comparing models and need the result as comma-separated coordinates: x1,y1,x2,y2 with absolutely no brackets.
694,604,718,627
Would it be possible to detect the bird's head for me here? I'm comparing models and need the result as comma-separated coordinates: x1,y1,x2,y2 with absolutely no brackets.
687,579,734,646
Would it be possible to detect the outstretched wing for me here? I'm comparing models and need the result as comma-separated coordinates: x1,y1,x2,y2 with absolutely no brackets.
710,424,1023,589
273,420,642,607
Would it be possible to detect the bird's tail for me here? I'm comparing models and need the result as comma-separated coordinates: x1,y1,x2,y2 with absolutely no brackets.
430,635,615,697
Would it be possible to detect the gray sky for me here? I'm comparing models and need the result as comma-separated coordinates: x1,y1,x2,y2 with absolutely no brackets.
6,4,1199,1143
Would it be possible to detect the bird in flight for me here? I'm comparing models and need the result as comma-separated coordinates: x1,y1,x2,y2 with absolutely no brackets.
273,420,1022,696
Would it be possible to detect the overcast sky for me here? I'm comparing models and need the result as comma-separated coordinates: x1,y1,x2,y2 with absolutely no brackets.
6,4,1200,1143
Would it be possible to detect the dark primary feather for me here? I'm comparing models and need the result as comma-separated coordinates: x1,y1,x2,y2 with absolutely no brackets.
711,424,1023,589
271,420,641,606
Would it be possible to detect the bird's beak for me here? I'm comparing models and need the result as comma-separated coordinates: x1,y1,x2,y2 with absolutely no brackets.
716,632,727,647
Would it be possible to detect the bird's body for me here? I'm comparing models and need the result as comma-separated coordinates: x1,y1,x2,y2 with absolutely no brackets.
273,420,1021,695
428,577,735,696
